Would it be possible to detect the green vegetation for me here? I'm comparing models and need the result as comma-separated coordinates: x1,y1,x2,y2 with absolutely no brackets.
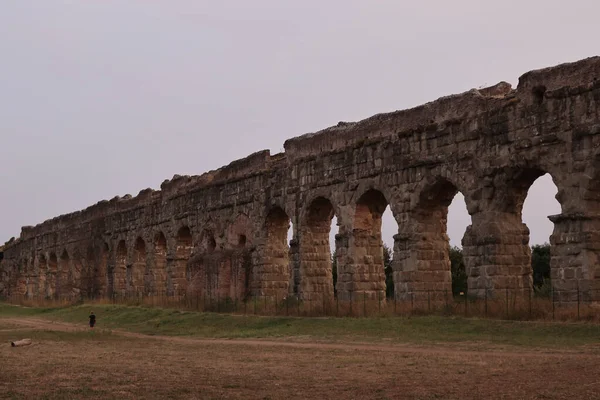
384,244,394,298
450,246,467,296
532,243,551,288
2,303,599,348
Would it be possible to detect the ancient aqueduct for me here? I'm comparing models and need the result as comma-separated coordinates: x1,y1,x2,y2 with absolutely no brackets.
2,57,600,305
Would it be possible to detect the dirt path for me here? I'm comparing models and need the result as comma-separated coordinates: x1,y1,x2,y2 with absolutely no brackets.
1,316,595,358
3,316,600,399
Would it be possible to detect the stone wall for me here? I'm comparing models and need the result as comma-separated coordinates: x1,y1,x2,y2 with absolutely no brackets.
2,56,600,304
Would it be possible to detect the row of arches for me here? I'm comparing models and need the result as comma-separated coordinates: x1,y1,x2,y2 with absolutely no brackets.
26,249,82,298
17,168,560,302
261,169,560,302
106,223,251,299
109,228,192,296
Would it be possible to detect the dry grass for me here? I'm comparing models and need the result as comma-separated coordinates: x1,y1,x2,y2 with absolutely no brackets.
1,317,600,400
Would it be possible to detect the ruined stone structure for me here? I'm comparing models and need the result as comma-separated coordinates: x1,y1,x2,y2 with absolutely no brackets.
2,57,600,304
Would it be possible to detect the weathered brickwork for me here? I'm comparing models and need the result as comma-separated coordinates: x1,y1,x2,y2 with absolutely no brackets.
2,57,600,304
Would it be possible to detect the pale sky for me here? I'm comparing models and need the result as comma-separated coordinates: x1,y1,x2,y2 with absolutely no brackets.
2,1,593,249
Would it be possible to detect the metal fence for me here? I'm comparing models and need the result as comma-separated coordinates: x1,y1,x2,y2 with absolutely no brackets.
3,288,600,322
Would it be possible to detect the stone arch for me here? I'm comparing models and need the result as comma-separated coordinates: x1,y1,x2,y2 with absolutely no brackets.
464,166,565,298
502,167,567,298
130,237,146,295
260,206,292,298
486,167,558,215
113,240,127,296
186,253,206,299
192,229,221,301
171,226,193,294
508,167,562,244
353,180,401,218
299,196,337,301
153,232,168,295
409,173,473,213
396,176,468,301
349,189,390,300
299,193,344,231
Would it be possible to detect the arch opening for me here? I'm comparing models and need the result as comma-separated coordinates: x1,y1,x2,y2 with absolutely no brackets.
330,215,339,298
186,229,216,302
462,167,562,300
172,226,193,294
381,207,395,299
153,232,167,295
205,231,226,302
447,193,470,297
216,214,253,302
407,178,472,300
286,214,296,297
520,172,560,294
479,168,562,298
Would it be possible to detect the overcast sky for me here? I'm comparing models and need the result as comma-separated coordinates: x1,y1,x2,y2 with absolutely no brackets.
1,1,595,249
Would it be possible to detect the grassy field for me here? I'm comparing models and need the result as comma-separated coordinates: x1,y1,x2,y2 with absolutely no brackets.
2,303,600,399
1,303,599,348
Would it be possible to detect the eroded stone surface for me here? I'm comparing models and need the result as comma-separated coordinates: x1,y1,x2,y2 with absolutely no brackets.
2,57,600,304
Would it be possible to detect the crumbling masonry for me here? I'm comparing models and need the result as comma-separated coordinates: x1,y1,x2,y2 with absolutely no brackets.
2,57,600,304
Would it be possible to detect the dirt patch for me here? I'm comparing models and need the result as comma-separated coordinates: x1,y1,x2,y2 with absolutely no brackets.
1,317,599,399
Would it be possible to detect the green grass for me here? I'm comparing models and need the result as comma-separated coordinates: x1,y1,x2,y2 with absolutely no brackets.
1,302,599,348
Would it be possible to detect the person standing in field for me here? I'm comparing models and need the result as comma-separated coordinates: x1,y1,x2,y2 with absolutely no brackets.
89,311,96,329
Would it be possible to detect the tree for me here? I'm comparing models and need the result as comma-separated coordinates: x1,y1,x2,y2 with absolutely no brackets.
449,246,467,296
331,249,339,297
531,243,551,287
383,244,394,298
